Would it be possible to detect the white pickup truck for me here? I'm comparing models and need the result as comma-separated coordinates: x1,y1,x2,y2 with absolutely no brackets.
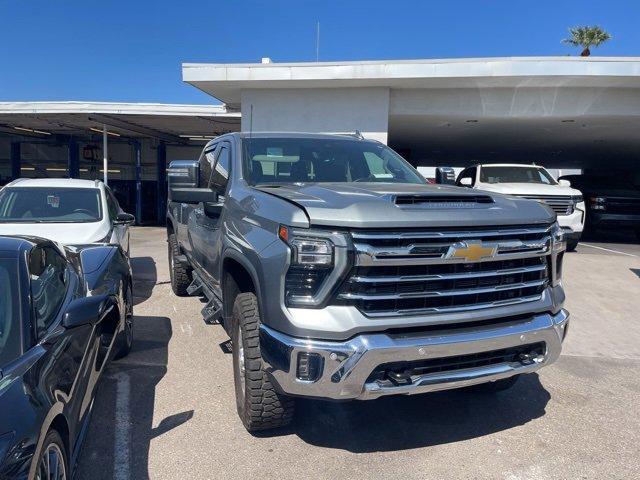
0,178,134,254
456,164,585,251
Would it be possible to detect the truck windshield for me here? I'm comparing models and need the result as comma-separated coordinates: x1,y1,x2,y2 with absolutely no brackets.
242,137,425,185
0,259,20,367
0,187,102,223
480,166,556,185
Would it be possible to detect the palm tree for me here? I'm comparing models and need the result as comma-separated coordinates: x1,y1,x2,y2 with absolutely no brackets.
563,26,612,56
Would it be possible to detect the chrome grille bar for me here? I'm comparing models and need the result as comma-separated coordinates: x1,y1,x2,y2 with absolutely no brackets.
515,195,574,216
350,263,546,283
351,225,551,241
338,279,546,301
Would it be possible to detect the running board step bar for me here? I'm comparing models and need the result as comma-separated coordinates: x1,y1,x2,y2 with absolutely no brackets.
187,271,223,324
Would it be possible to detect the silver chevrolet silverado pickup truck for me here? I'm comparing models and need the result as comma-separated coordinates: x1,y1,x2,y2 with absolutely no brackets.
166,132,569,432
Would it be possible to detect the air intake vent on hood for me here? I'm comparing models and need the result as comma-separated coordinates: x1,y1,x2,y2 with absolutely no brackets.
394,195,494,206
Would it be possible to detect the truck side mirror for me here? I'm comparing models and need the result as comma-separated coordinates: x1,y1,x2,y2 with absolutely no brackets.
170,187,218,204
558,179,571,187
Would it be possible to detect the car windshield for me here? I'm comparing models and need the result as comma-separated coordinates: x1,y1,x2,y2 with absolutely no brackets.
0,259,20,367
0,187,102,223
480,166,556,185
242,137,425,185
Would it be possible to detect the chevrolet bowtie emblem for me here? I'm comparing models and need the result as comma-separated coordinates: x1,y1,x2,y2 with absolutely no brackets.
446,241,497,262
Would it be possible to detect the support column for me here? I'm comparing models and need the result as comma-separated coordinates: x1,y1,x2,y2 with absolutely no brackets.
135,140,143,224
156,141,167,225
103,125,108,185
10,142,21,180
68,138,79,178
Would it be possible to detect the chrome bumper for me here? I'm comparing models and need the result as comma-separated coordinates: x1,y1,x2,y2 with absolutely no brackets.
260,310,569,400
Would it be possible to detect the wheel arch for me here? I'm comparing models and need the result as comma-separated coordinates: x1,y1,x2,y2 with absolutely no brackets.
221,250,262,331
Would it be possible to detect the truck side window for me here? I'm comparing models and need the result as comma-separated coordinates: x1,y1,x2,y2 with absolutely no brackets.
210,144,231,195
199,147,216,188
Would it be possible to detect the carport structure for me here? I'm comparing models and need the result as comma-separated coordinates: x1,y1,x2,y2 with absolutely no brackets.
183,56,640,171
0,102,240,223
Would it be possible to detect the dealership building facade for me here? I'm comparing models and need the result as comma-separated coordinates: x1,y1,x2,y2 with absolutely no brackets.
2,56,640,223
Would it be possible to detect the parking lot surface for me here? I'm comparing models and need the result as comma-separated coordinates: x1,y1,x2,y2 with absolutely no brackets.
76,227,640,480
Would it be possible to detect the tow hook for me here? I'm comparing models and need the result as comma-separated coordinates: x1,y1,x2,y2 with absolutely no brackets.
519,353,544,365
385,371,413,386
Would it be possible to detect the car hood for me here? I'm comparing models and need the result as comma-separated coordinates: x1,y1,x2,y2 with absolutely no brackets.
256,183,555,228
476,183,581,197
0,221,110,245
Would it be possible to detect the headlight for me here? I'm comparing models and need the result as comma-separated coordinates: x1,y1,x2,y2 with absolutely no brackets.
279,225,350,307
550,222,565,286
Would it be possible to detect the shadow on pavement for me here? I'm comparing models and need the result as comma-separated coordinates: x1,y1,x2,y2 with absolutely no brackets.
76,315,187,480
130,256,159,306
284,373,549,453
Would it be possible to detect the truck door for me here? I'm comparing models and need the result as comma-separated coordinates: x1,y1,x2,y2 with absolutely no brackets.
186,145,217,268
194,141,231,295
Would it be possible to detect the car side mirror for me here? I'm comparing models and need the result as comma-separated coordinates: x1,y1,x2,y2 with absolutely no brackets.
170,187,218,204
114,212,135,225
458,177,473,187
63,295,116,329
203,197,223,217
558,179,571,187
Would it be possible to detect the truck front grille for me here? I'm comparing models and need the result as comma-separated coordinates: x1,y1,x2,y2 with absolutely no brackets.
605,197,640,215
337,224,552,317
515,195,574,216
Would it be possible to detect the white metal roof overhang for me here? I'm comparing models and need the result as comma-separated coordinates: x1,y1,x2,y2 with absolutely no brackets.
0,102,241,144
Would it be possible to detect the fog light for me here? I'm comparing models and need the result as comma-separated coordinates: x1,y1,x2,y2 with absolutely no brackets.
296,352,323,382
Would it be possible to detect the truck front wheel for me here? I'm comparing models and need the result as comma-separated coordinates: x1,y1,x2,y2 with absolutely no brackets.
231,292,294,432
168,233,192,296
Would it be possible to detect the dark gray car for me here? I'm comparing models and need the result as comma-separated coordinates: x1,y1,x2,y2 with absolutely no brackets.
166,133,569,432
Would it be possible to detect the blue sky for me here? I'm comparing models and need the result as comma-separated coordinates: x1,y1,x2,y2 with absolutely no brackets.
1,0,638,104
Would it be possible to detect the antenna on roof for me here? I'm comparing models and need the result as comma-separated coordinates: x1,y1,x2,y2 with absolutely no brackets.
316,22,320,61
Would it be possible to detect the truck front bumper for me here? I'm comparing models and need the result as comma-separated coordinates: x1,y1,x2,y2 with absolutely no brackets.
260,310,569,400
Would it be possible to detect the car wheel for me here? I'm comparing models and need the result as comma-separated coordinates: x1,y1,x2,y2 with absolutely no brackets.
168,233,192,296
566,239,579,252
34,430,68,480
231,292,294,432
467,375,520,393
114,284,134,359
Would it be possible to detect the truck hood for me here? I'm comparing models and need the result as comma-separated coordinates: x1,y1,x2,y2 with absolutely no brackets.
476,183,581,197
0,222,110,245
256,183,555,228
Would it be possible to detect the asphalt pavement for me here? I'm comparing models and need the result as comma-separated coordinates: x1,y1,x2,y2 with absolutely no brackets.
76,227,640,480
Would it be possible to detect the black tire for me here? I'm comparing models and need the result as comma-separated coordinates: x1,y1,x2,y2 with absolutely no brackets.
34,430,68,480
231,292,294,432
168,233,191,296
467,375,520,393
635,228,640,242
114,284,134,360
566,239,579,252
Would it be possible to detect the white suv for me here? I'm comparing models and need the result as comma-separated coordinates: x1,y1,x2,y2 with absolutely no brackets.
456,164,585,251
0,178,134,254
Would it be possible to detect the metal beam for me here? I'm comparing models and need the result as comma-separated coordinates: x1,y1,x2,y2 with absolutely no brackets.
134,141,143,224
68,138,79,178
157,141,167,225
88,113,186,144
10,142,21,180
